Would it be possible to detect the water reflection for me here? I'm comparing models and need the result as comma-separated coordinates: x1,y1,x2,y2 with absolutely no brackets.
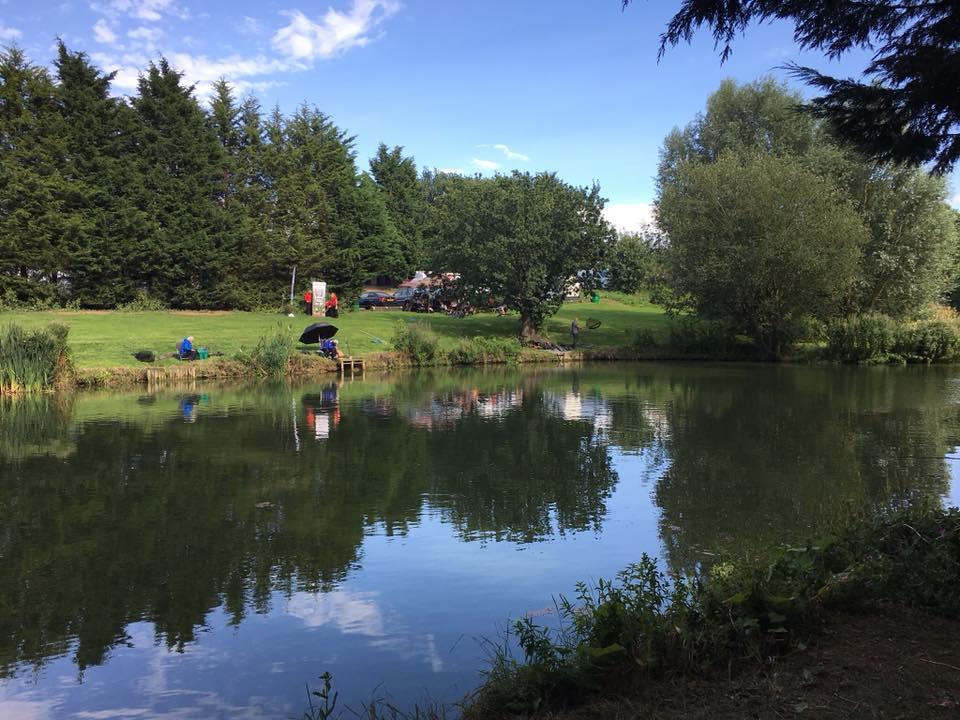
0,364,958,717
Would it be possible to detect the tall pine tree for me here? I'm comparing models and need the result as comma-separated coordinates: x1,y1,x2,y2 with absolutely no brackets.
0,48,69,304
131,59,236,308
55,42,150,307
369,143,424,278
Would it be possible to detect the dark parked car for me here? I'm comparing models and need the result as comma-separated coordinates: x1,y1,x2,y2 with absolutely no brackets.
358,290,396,309
407,287,437,312
393,286,417,309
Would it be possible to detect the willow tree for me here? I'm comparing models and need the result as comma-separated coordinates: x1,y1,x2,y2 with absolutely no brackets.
658,154,867,357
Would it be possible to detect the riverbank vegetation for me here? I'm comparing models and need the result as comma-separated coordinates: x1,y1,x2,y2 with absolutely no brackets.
825,313,960,365
465,504,960,718
0,323,72,393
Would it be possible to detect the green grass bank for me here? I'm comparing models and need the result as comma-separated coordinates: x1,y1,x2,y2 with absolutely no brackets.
0,294,667,368
1,295,689,388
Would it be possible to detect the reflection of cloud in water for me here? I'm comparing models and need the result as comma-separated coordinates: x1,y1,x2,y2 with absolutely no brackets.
945,449,960,508
91,638,284,720
286,590,385,635
0,698,59,720
287,590,446,672
125,621,158,650
369,632,445,674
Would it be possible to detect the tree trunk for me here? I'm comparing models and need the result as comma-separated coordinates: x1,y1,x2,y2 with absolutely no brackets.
519,312,539,344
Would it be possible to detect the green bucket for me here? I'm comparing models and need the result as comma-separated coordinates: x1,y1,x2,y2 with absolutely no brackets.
198,347,209,360
590,292,600,304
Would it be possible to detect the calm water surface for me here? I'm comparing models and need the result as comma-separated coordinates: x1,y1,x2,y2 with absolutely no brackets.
2,363,959,718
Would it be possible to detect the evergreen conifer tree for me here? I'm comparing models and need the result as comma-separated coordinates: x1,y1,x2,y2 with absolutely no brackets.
131,60,236,307
0,48,69,304
54,42,149,307
369,143,424,278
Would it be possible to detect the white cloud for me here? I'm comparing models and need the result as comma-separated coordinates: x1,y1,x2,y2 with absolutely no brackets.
949,192,960,209
93,19,117,43
0,23,22,41
603,202,656,233
272,0,400,60
166,51,290,83
88,1,399,100
232,79,282,95
92,0,187,22
112,66,141,90
166,52,294,98
471,158,499,171
493,144,528,162
437,167,464,174
94,47,292,96
238,16,264,35
127,25,163,42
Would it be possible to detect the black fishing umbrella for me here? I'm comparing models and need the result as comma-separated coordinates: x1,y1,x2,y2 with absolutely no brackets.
299,322,338,344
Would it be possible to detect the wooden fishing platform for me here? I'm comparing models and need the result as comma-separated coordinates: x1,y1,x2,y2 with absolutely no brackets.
337,357,364,375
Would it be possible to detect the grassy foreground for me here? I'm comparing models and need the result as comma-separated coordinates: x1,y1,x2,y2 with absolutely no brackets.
0,294,669,370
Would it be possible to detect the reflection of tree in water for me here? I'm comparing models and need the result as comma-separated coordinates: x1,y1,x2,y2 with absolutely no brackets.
423,386,617,542
0,394,75,461
0,377,617,677
654,366,960,572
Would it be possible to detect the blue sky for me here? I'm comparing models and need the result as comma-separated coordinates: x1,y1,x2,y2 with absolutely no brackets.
3,0,958,230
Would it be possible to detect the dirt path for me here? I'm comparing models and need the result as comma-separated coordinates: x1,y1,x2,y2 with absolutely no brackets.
544,606,960,720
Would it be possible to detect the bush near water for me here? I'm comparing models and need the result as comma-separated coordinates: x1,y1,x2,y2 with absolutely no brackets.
0,323,72,393
825,314,960,364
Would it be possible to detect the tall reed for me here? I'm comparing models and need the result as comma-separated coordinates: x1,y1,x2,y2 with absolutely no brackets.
0,323,73,393
240,324,294,377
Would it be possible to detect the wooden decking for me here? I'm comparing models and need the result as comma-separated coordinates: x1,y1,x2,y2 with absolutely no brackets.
337,357,364,375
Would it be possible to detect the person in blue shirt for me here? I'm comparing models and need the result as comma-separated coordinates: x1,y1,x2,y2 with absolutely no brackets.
319,338,343,359
178,336,198,360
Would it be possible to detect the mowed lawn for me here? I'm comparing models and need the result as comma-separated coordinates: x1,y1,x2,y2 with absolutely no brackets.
0,294,668,369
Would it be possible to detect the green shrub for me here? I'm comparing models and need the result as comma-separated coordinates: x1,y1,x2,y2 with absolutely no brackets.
117,291,168,312
0,288,20,311
894,320,960,363
0,323,73,393
667,318,738,356
447,336,521,365
240,325,293,377
632,329,658,348
392,322,440,366
825,314,898,363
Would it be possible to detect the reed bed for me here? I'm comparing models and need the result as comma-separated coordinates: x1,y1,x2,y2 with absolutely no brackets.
0,322,73,393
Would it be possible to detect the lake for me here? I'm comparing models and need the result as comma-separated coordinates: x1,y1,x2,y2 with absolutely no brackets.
2,363,959,718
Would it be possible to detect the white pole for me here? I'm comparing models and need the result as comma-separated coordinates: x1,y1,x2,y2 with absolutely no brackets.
288,265,297,317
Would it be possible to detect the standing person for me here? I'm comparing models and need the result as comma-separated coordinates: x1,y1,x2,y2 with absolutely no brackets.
570,317,580,348
303,288,313,315
325,291,339,318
